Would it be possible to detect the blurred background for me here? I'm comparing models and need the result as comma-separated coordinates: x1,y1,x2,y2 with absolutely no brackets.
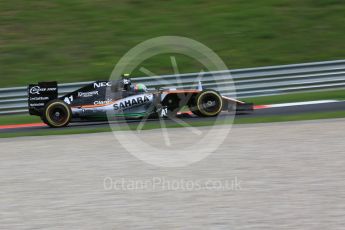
0,0,344,87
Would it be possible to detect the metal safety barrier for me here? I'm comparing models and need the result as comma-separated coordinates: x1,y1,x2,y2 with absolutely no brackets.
1,60,345,115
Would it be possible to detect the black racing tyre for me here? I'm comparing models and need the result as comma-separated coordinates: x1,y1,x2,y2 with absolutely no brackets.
192,90,223,117
189,106,203,117
162,94,182,117
43,100,72,128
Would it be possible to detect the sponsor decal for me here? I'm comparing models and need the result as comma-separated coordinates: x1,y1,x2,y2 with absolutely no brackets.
29,96,50,101
94,99,113,105
114,95,151,110
159,107,168,118
78,91,99,98
29,103,45,107
29,86,56,95
77,108,104,115
94,82,111,88
64,95,74,104
29,86,41,95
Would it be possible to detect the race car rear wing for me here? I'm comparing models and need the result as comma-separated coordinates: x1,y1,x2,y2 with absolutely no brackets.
28,82,58,116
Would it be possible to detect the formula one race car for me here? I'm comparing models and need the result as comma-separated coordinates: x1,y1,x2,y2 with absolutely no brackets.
28,77,253,128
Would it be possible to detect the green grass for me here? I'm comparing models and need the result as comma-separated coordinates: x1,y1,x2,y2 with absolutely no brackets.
0,114,41,125
0,0,344,87
1,110,345,138
243,89,345,105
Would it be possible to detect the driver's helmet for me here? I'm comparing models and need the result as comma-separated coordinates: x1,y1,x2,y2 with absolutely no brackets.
121,78,132,91
131,83,147,93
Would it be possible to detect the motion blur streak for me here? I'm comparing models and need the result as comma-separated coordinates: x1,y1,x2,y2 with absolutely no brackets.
0,123,45,130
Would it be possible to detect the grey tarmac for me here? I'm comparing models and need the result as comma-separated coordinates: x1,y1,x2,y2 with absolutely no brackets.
1,118,345,229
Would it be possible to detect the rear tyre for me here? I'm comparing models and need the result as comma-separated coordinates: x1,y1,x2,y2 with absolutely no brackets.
191,90,223,117
41,116,49,125
43,100,72,128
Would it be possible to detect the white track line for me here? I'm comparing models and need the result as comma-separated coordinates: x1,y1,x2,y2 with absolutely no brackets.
267,100,341,108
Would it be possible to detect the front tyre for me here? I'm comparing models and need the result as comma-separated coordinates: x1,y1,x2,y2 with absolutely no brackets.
43,100,72,128
192,90,223,117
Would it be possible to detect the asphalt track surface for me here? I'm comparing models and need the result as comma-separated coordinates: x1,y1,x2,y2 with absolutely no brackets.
1,101,344,134
1,118,345,229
